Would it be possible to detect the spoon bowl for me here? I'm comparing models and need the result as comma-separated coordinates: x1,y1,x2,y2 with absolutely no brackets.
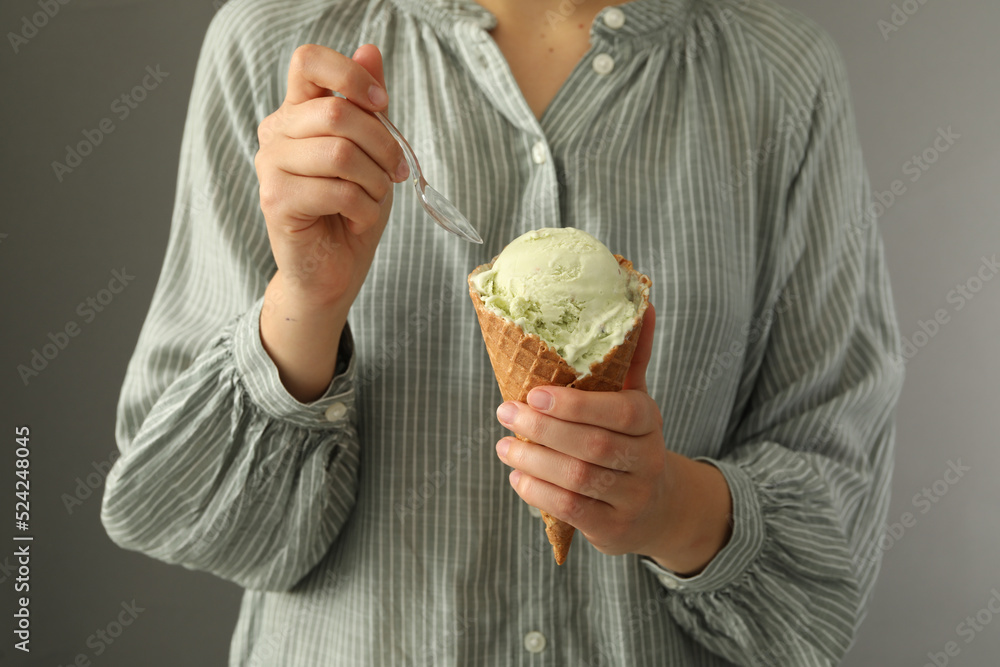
375,111,483,244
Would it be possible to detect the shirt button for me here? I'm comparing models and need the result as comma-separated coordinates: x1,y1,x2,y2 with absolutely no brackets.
603,7,625,29
529,505,542,518
592,53,615,76
531,141,547,164
524,631,546,653
658,574,682,591
324,402,347,422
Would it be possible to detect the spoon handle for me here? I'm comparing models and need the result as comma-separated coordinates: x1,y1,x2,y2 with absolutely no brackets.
374,111,423,187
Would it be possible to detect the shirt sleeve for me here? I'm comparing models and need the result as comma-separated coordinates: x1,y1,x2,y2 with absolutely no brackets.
640,36,905,665
100,5,361,592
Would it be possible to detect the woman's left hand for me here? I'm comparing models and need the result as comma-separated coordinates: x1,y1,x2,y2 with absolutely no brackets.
494,306,733,573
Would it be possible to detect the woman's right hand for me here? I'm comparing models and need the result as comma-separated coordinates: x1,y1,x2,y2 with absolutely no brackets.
255,43,408,309
254,43,407,402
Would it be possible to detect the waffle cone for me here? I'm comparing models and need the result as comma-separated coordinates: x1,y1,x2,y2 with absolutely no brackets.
468,255,652,565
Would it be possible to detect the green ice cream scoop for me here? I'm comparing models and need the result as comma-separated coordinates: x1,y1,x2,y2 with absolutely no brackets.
471,227,640,375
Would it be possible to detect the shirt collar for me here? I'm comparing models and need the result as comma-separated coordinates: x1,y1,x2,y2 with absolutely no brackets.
386,0,696,39
387,0,496,30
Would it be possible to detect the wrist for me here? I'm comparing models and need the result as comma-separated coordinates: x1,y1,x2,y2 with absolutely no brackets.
259,272,351,402
643,453,733,577
269,266,354,312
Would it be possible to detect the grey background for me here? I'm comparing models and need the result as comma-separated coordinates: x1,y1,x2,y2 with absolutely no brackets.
1,1,997,665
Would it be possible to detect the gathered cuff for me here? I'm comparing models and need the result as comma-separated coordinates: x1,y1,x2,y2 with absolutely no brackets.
231,296,357,430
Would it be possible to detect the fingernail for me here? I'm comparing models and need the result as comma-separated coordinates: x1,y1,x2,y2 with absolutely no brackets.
527,389,553,411
395,159,410,181
368,85,388,107
496,402,518,426
496,439,510,459
509,470,522,486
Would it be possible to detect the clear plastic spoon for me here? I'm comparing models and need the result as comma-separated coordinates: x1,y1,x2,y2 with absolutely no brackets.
374,111,483,244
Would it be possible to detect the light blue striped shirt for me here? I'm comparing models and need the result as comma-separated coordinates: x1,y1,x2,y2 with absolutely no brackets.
101,0,904,664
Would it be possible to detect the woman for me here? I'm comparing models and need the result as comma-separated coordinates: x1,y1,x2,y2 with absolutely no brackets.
102,0,904,664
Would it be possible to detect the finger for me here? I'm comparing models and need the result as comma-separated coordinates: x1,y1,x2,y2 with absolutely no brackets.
520,386,661,438
496,401,641,470
352,44,386,90
623,303,655,392
285,43,388,110
259,170,382,230
276,97,407,181
268,136,392,203
497,437,631,504
507,469,611,533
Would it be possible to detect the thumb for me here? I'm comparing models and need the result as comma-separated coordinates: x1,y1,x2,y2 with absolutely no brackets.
623,303,655,393
352,44,386,92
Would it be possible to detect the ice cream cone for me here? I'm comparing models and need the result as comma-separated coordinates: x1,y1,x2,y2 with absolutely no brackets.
468,255,652,565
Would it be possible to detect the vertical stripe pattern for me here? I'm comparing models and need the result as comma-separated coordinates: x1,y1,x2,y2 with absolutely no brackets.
100,0,905,664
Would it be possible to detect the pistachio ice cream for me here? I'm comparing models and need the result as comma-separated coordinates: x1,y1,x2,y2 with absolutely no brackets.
471,227,640,375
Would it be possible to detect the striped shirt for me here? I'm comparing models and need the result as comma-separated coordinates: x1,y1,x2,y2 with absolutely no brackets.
101,0,905,664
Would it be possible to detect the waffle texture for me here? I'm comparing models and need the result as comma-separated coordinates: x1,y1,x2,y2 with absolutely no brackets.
469,255,652,564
